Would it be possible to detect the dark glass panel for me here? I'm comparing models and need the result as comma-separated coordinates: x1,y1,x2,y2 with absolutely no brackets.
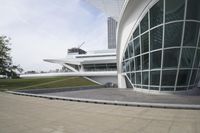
142,86,149,89
194,50,200,68
125,76,133,88
161,87,174,91
190,70,197,85
125,61,130,72
186,0,200,21
150,51,161,69
164,22,183,48
142,72,149,85
140,13,149,33
150,86,159,90
134,38,140,56
163,48,180,68
188,86,194,90
150,0,163,28
128,42,134,57
131,73,135,84
135,85,141,88
136,72,141,84
125,49,129,59
162,70,177,86
122,62,126,72
135,56,141,70
150,26,163,50
165,0,185,22
141,32,149,53
142,54,149,70
183,22,200,46
180,48,195,68
130,58,135,71
150,71,160,85
176,87,187,91
132,26,139,39
177,70,191,86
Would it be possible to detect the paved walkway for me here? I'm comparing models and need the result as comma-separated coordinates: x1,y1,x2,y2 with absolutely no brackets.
0,92,200,133
43,88,200,105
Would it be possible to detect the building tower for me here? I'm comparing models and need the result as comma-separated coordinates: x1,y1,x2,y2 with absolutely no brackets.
107,17,117,49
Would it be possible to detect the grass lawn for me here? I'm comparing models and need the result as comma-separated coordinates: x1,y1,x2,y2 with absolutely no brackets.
0,76,97,91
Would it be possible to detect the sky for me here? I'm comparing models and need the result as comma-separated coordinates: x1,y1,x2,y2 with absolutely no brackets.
0,0,107,72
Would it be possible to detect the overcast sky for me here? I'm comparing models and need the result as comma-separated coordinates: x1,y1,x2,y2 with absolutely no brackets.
0,0,107,72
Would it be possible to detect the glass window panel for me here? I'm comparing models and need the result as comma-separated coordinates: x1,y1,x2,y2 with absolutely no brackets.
128,42,134,57
150,0,163,28
136,72,141,84
141,32,149,53
135,85,141,88
127,73,131,81
140,13,149,33
183,22,200,46
125,61,130,72
150,87,159,90
161,87,174,91
177,70,191,86
165,0,185,22
188,86,194,90
164,22,183,48
150,26,163,50
130,59,135,71
125,76,133,88
142,72,149,85
142,54,149,70
122,62,126,72
125,49,129,59
134,38,140,56
135,56,141,70
163,48,180,68
162,70,177,86
150,51,161,69
186,0,200,21
150,71,160,85
176,87,187,91
194,50,200,68
180,48,195,68
190,70,197,85
132,26,139,39
131,73,135,84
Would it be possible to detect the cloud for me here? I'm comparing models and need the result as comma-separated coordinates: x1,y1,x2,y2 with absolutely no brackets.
0,0,107,71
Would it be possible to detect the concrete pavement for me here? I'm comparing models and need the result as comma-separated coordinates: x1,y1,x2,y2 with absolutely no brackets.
0,92,200,133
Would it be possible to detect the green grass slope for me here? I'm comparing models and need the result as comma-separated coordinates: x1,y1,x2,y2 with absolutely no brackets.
0,77,97,91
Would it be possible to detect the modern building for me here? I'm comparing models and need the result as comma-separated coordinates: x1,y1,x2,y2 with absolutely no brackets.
44,49,117,85
117,0,200,93
108,17,118,49
44,0,200,93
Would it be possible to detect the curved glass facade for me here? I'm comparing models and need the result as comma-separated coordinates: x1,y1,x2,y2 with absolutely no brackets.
122,0,200,91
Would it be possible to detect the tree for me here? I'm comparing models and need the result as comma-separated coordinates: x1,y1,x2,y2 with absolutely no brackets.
0,35,23,78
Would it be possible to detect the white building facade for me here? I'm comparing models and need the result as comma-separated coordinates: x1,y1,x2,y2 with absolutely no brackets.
117,0,200,93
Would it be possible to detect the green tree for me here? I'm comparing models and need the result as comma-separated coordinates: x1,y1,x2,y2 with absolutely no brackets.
0,35,23,78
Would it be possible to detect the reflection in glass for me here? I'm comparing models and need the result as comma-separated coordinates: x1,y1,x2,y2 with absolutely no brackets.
164,22,183,48
183,22,199,46
177,70,191,86
128,42,134,57
150,26,163,50
186,0,200,21
130,58,135,71
141,32,149,53
142,54,149,70
190,70,197,85
142,72,149,86
135,56,141,70
134,38,140,56
150,71,160,85
140,13,148,33
194,50,200,68
132,26,139,39
163,48,180,68
162,70,177,86
165,0,185,22
161,87,174,91
136,72,141,84
150,51,161,69
150,0,163,28
131,73,135,84
180,48,195,68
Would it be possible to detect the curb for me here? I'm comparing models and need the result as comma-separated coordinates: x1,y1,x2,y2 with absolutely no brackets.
6,91,200,110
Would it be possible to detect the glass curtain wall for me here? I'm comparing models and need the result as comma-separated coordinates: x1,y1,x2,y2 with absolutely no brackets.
122,0,200,91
